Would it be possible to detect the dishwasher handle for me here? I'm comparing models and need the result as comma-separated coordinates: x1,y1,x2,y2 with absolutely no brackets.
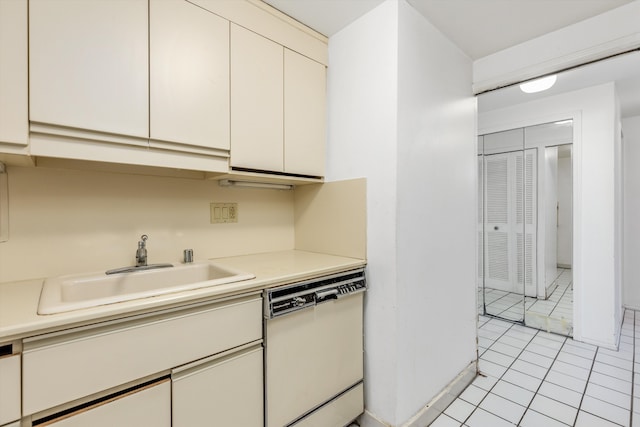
315,288,339,303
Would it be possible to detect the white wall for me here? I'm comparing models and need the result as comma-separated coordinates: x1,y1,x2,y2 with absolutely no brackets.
327,0,476,424
0,165,295,283
479,83,621,348
395,1,476,422
473,1,640,92
326,1,399,423
623,115,640,308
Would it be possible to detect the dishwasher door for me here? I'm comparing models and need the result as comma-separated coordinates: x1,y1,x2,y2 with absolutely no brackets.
265,292,364,427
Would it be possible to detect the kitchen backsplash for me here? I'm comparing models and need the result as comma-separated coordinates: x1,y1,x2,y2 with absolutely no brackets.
0,164,295,283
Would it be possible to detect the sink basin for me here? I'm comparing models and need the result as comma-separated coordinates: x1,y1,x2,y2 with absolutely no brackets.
38,261,255,315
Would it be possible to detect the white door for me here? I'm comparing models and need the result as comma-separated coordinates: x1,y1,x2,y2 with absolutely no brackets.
484,150,537,296
517,149,538,297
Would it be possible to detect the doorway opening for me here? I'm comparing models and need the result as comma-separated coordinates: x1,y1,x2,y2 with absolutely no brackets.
478,121,573,336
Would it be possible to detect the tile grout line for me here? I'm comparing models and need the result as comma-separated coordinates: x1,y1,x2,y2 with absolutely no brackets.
514,332,569,426
461,322,539,425
548,271,573,319
572,334,601,426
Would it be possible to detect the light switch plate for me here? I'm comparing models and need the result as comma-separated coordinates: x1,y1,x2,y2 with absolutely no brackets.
210,203,238,223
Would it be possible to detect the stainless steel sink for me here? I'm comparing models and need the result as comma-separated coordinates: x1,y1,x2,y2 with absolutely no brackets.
38,261,255,315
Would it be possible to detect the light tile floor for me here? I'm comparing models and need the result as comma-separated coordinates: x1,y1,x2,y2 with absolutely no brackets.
431,309,639,426
480,269,573,335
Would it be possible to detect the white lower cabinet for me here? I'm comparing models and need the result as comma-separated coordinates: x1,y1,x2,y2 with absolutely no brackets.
172,344,264,427
45,379,170,427
0,353,20,425
22,293,264,426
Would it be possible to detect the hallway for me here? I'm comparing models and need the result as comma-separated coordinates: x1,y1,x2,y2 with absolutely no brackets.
432,309,638,426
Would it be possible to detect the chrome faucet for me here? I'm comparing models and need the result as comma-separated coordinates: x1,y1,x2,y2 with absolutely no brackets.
136,234,148,267
105,234,173,275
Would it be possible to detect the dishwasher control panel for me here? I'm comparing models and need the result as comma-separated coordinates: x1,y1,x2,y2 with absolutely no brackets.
265,268,366,319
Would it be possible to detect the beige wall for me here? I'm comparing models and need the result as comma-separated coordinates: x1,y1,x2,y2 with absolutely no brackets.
294,178,366,260
0,165,295,283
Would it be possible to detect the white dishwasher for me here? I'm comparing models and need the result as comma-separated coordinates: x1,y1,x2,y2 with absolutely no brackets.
264,268,366,427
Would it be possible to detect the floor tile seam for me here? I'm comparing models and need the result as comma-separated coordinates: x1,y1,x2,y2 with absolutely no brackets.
593,357,635,372
596,351,637,365
515,329,569,426
536,382,583,408
468,407,518,426
548,280,572,315
578,408,626,427
577,325,623,427
582,392,632,412
590,365,635,382
585,378,632,396
522,408,572,427
467,323,538,426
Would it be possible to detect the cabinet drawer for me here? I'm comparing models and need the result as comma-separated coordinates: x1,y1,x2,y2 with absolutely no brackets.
23,295,262,415
0,353,21,425
43,379,170,427
291,383,363,427
172,344,263,427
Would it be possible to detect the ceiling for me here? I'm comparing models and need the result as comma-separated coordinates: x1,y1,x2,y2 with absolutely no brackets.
262,0,632,60
263,0,639,118
478,51,640,118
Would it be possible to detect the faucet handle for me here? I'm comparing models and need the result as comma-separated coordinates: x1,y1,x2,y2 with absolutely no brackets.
183,249,194,263
139,234,148,247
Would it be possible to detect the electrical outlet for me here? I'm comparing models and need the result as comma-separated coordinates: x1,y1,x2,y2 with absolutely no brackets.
210,203,238,223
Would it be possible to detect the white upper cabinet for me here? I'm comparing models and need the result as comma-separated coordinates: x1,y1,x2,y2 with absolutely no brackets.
284,49,326,177
230,24,284,173
0,0,28,148
150,0,230,151
230,24,326,178
29,0,148,138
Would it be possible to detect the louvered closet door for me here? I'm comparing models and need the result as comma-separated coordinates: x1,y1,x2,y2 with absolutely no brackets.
484,153,513,292
516,150,537,297
484,150,537,296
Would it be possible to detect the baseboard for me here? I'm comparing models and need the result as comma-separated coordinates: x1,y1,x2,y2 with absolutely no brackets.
401,361,477,427
357,362,477,427
359,410,392,427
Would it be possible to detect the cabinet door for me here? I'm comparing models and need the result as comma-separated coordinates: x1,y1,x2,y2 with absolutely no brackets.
172,345,263,427
0,0,28,147
0,354,20,425
46,380,170,427
230,24,284,172
29,0,148,138
150,0,230,150
284,49,326,177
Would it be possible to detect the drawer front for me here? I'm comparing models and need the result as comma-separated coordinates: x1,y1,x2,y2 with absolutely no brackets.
172,345,263,427
45,380,170,427
23,296,262,415
292,383,363,427
0,354,21,425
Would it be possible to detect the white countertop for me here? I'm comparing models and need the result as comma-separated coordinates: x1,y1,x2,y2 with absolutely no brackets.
0,250,365,342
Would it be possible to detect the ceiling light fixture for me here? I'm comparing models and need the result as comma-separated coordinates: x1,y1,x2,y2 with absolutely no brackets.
519,75,557,94
218,179,293,190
